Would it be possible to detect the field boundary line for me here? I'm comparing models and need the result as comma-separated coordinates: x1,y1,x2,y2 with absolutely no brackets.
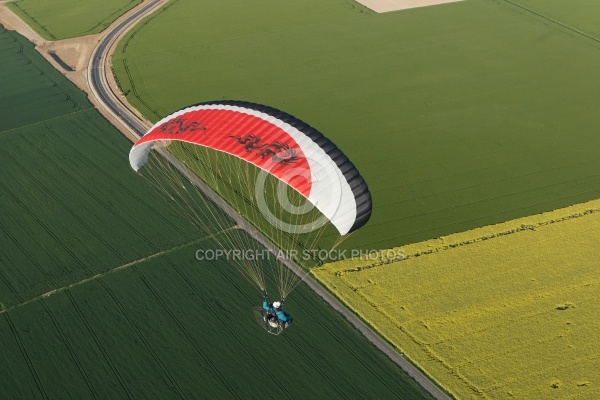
85,0,144,38
4,1,55,40
313,198,600,399
0,108,94,136
0,228,234,315
321,199,600,276
500,0,600,45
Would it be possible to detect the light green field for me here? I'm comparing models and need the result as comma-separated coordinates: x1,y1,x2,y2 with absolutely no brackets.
0,25,430,399
505,0,600,38
112,0,600,251
6,0,141,40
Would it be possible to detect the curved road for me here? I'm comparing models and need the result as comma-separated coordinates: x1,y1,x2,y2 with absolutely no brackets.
87,0,161,137
87,3,451,400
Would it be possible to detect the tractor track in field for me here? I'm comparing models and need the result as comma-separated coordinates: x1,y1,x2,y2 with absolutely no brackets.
66,290,135,400
0,230,233,316
4,313,50,399
84,2,450,400
40,301,101,400
499,0,600,46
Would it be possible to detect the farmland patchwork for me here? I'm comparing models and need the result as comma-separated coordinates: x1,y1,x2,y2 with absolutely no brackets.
0,25,429,399
314,199,600,399
112,0,600,250
6,0,142,40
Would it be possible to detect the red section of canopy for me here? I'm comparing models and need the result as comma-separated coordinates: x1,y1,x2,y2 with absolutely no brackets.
135,108,312,196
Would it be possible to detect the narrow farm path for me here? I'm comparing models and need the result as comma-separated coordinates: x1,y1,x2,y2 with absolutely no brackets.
0,229,235,315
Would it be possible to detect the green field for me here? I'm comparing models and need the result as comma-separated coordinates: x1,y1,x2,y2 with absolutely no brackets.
2,242,430,399
112,0,600,251
504,0,600,38
6,0,141,40
0,25,430,399
0,25,211,304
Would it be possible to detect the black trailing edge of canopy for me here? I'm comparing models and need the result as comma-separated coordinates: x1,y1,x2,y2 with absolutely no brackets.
193,100,373,234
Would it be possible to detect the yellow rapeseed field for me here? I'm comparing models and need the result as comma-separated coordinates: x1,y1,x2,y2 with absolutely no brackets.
314,199,600,399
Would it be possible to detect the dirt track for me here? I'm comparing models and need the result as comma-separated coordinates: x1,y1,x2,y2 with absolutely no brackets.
0,2,45,45
0,0,158,135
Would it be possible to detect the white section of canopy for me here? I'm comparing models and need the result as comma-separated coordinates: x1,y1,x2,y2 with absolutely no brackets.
129,104,357,235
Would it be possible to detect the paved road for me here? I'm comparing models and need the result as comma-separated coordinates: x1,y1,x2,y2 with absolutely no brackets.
86,4,451,399
87,0,161,137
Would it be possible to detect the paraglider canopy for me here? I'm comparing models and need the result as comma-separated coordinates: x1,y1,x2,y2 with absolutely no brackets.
129,100,372,307
129,101,371,235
